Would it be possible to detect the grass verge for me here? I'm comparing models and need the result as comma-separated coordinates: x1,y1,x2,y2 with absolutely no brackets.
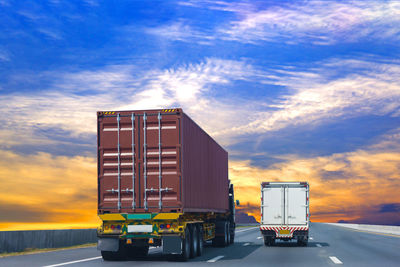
0,243,96,258
236,224,259,229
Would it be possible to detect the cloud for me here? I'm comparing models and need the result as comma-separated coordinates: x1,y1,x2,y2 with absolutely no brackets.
215,58,400,138
1,57,400,227
83,0,99,7
1,130,399,229
0,58,261,151
229,131,400,224
209,1,400,44
37,28,62,40
2,57,400,153
379,203,400,213
145,20,214,45
17,10,44,21
0,150,98,230
172,1,400,45
0,201,56,223
0,49,10,61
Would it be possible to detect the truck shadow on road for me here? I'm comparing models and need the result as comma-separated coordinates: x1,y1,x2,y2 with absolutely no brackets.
271,241,330,247
191,242,263,262
121,241,329,263
122,242,263,262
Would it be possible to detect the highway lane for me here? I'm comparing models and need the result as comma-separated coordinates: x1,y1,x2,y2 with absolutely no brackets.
1,223,399,266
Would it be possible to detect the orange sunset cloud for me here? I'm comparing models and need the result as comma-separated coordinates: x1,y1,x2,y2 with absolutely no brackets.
230,140,400,224
1,132,399,230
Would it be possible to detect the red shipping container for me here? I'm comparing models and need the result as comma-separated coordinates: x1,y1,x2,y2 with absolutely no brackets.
97,108,229,214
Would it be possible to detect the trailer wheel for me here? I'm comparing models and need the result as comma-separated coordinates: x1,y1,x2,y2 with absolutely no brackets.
263,236,269,246
263,236,275,246
101,251,122,261
226,222,231,246
127,245,149,259
220,221,228,247
190,225,199,258
178,227,191,261
297,236,308,246
197,225,204,256
230,223,235,244
101,241,127,261
212,221,228,247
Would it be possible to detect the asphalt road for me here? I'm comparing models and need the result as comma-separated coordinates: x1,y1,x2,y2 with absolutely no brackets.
1,223,399,267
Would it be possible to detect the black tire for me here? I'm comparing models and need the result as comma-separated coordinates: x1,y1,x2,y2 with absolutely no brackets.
263,236,269,246
101,251,118,261
212,221,228,247
297,236,308,246
226,223,230,246
101,242,127,261
127,245,149,259
297,238,302,246
264,236,275,246
190,225,199,258
212,236,218,246
178,227,191,261
230,223,235,244
197,225,204,256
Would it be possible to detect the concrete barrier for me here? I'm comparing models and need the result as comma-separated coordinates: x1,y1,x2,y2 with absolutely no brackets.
326,223,400,236
0,229,97,253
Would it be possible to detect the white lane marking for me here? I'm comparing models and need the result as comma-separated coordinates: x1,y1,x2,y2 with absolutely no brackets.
207,255,224,263
236,227,258,233
316,243,322,247
243,243,250,246
42,256,102,267
42,246,159,267
329,256,343,264
257,236,263,239
309,237,313,240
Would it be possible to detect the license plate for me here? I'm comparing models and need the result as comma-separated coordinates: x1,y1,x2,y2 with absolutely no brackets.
127,225,153,233
279,229,290,235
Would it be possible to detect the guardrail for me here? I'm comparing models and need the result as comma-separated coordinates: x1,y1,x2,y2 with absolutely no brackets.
0,229,97,253
326,223,400,236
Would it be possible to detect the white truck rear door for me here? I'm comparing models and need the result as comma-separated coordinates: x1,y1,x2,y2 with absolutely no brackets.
287,186,307,225
262,187,283,225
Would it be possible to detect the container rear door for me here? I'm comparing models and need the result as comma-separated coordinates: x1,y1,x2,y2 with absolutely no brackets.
261,186,284,225
286,186,307,225
98,111,182,213
140,112,181,211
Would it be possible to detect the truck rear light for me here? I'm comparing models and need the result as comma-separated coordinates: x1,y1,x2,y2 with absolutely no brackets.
166,224,171,229
117,225,121,229
160,224,165,229
111,225,115,230
105,225,109,230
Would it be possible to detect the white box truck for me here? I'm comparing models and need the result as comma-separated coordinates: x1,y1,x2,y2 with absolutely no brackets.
260,182,309,246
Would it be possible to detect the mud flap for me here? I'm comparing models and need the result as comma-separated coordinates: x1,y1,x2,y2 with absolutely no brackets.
162,235,182,254
97,237,119,252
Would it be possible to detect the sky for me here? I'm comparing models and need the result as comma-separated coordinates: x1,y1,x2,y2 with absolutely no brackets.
0,0,400,230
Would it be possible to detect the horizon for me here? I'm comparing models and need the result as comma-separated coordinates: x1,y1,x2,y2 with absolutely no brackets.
1,0,400,231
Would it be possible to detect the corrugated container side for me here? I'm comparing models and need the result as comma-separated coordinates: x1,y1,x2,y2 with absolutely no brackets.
97,109,229,214
182,113,229,213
